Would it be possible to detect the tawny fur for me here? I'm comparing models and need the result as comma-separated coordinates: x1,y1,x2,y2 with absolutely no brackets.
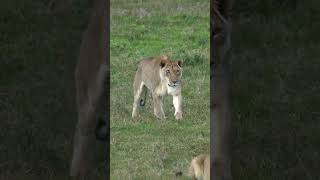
188,154,210,180
176,154,210,180
70,0,108,178
132,55,183,120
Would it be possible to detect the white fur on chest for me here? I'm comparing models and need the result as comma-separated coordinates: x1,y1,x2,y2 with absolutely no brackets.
167,85,179,95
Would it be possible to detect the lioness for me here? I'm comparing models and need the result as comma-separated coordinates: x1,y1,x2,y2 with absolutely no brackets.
176,154,210,180
132,55,183,120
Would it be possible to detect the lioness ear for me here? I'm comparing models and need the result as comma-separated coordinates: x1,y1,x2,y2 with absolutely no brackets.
160,55,168,60
160,60,167,68
177,60,182,67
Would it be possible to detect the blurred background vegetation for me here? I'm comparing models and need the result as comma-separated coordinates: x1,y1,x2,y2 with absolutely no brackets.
0,0,100,179
231,0,320,179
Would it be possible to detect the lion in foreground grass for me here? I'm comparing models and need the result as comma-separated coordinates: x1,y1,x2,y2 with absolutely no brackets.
176,154,210,180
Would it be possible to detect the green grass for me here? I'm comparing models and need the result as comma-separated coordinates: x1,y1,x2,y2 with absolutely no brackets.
110,0,210,179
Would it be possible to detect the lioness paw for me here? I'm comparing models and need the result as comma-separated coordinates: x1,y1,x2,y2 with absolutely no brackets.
175,112,182,120
155,112,166,120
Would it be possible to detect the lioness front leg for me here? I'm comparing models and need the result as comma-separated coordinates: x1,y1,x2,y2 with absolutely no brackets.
173,94,182,120
132,72,144,118
152,93,166,119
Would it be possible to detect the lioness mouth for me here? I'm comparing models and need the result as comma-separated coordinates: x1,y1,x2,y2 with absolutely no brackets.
168,84,178,87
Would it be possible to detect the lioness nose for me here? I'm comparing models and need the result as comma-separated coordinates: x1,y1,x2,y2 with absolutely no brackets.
172,80,177,84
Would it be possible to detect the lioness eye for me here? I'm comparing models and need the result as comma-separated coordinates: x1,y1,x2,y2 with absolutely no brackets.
166,70,170,73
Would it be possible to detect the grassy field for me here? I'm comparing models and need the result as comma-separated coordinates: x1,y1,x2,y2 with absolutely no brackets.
110,0,210,179
231,1,320,179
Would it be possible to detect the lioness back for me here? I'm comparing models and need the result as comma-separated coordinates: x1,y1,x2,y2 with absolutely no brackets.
136,57,162,90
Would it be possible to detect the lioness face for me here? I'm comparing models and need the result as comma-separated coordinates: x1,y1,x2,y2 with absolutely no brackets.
160,60,182,87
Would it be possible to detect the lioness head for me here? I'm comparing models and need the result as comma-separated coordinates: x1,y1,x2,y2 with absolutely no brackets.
159,55,182,87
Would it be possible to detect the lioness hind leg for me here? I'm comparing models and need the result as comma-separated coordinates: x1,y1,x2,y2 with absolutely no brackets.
152,93,166,119
132,74,144,118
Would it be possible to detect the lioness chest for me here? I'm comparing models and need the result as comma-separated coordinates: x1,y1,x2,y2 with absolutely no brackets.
154,80,180,97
